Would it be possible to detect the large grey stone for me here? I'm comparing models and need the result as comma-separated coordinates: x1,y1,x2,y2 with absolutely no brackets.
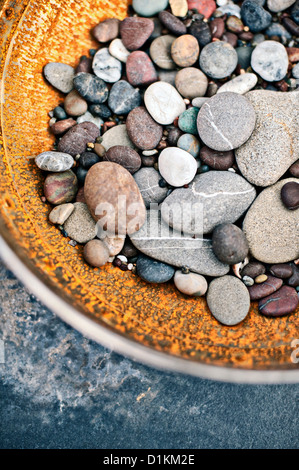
161,171,256,235
243,178,299,264
251,41,288,82
130,211,229,277
236,91,299,187
134,168,168,208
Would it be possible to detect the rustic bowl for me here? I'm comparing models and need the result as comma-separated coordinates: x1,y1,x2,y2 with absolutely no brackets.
0,0,298,383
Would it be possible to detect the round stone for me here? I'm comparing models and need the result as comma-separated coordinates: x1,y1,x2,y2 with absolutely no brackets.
83,239,110,267
134,167,169,208
144,82,186,125
267,0,296,12
126,52,158,87
43,62,75,93
292,63,299,79
259,286,299,317
247,275,283,301
49,203,74,225
79,152,100,169
89,104,111,120
51,118,77,135
281,181,299,210
120,17,154,51
290,160,299,178
177,134,200,157
108,80,141,114
92,48,122,83
101,124,134,151
58,122,100,157
254,274,268,284
150,35,177,70
197,92,256,151
63,202,97,243
158,147,198,187
212,223,249,264
175,67,208,99
210,17,225,39
251,41,289,82
270,264,293,279
174,271,208,296
207,275,250,326
178,107,199,135
73,73,109,104
132,0,169,16
126,107,163,151
136,254,175,283
64,90,88,117
102,235,125,257
53,106,67,120
84,162,146,236
158,11,187,36
44,170,78,205
109,38,130,63
92,18,120,43
169,0,189,16
241,0,272,33
189,20,212,48
199,146,235,170
199,41,238,79
35,151,74,172
217,73,258,95
189,0,217,17
171,35,200,67
240,261,266,279
103,146,141,174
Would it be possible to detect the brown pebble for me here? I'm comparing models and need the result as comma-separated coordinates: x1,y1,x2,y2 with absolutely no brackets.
282,17,299,37
287,47,299,63
64,90,88,117
171,34,200,67
76,186,86,203
238,31,253,41
121,238,139,258
288,263,299,287
76,56,92,74
44,170,78,205
270,264,293,279
210,18,225,39
226,15,244,34
126,107,163,150
58,122,100,157
120,17,154,51
94,143,106,158
167,127,184,146
221,31,238,48
103,146,141,174
175,67,208,99
199,146,235,170
241,261,266,279
126,51,158,87
281,181,299,210
92,18,120,43
141,155,157,167
258,285,299,317
51,118,77,135
159,11,187,36
248,275,283,301
84,239,110,267
255,274,268,284
289,160,299,178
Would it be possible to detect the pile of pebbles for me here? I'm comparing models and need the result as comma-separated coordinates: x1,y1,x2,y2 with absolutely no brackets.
35,0,299,326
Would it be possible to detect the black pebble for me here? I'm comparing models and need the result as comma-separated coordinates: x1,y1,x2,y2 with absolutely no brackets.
89,103,112,119
74,73,109,104
76,166,89,185
189,20,211,48
79,152,100,169
53,106,67,120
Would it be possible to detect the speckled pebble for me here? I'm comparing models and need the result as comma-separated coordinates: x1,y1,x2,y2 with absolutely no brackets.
175,67,208,99
64,202,97,243
108,80,141,114
92,18,120,43
150,35,177,70
73,73,109,104
126,106,163,150
251,41,289,82
217,73,258,95
103,146,141,174
174,271,208,296
199,41,238,79
126,52,158,87
58,122,100,157
76,111,103,129
101,124,135,151
134,167,169,208
92,48,122,83
35,151,74,172
159,11,187,36
43,62,75,93
120,17,154,51
44,170,78,205
177,134,200,157
241,0,272,33
171,35,200,67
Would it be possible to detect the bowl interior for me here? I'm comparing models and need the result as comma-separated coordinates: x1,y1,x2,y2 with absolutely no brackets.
0,0,298,375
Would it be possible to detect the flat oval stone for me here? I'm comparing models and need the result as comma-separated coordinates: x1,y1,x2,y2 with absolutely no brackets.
126,52,158,87
132,0,169,16
197,92,256,151
92,48,122,83
161,171,256,234
73,73,109,104
251,41,288,82
108,80,141,115
212,223,249,264
101,124,135,151
267,0,296,12
84,239,110,267
159,11,187,36
51,118,77,135
49,203,74,225
247,275,283,301
170,0,188,16
43,62,75,93
144,82,186,125
92,18,120,43
241,261,266,278
199,146,235,170
150,35,177,70
109,38,130,63
199,41,238,79
227,15,244,33
44,170,78,205
175,67,208,99
281,182,299,210
258,286,299,317
241,0,272,33
103,146,141,174
243,178,299,264
126,107,163,150
58,122,100,157
84,162,146,236
64,90,88,117
35,151,74,172
207,275,250,326
177,134,200,157
171,35,200,67
270,264,294,279
192,97,209,108
136,254,175,283
120,17,154,51
178,107,199,135
189,20,212,47
158,147,198,187
134,167,169,208
217,73,258,95
64,202,97,243
174,271,208,296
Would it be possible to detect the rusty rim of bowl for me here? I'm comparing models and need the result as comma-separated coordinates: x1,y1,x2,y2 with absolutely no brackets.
0,0,299,384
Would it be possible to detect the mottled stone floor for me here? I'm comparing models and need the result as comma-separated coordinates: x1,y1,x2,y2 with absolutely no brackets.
0,260,298,449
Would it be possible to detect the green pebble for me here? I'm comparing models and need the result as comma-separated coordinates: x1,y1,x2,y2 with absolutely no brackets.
199,164,210,173
178,107,199,136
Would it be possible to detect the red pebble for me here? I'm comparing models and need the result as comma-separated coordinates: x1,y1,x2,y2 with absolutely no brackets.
258,286,299,317
126,51,158,87
188,0,216,18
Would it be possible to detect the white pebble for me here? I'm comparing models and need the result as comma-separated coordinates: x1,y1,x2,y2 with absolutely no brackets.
144,81,186,125
93,48,122,83
158,147,197,187
109,38,130,63
217,73,258,95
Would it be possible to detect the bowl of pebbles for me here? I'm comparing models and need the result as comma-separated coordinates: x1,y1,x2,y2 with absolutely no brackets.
0,0,298,383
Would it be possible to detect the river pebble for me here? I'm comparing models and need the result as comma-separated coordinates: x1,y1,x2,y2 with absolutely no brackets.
62,202,96,243
241,0,272,33
120,17,154,50
258,286,299,317
189,20,212,47
144,82,186,125
199,41,238,79
132,0,169,16
101,124,135,151
251,41,288,82
134,167,169,208
159,11,187,35
126,52,158,87
288,264,299,288
217,73,258,95
109,38,130,63
58,122,100,156
92,48,122,83
102,235,125,257
170,0,188,16
108,80,141,114
126,106,163,150
270,264,293,279
283,16,299,36
64,90,88,117
175,67,208,99
210,17,225,39
171,35,200,67
174,271,208,296
103,146,141,174
212,223,249,264
192,97,209,108
177,134,200,157
248,275,283,300
92,18,120,43
35,151,74,172
241,261,266,279
49,203,74,225
73,73,109,104
150,35,177,70
79,152,100,169
51,118,77,135
292,63,299,79
199,146,234,170
44,170,78,205
158,147,198,187
83,239,110,267
43,62,75,93
89,104,111,120
189,0,217,18
178,107,199,135
76,111,103,128
136,254,175,283
289,160,299,178
281,181,299,210
207,275,250,326
76,56,92,74
267,0,296,12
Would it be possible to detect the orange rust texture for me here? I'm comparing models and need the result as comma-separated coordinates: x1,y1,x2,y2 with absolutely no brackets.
0,0,298,371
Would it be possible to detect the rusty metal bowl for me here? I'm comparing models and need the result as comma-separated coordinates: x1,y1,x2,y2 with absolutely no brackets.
0,0,298,383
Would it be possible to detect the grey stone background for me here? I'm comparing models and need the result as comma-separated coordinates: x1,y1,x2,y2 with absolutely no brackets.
0,260,298,449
